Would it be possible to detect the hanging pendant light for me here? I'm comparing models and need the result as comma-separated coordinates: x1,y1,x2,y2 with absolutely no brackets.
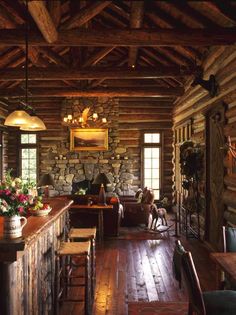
4,0,46,131
20,114,46,131
4,109,31,127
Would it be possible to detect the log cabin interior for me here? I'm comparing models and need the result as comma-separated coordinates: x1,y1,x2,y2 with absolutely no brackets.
0,1,236,315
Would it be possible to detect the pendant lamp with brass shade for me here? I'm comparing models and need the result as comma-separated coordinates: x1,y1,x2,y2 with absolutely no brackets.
20,113,46,131
4,0,46,131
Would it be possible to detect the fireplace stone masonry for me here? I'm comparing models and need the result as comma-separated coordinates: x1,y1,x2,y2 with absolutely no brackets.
41,97,137,197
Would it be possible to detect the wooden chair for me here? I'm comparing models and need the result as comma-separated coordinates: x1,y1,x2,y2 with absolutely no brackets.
182,250,236,315
172,239,186,289
221,226,236,289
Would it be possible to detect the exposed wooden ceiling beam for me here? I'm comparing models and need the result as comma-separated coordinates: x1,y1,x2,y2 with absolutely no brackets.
0,66,197,81
47,0,61,28
128,1,144,68
1,28,235,46
62,1,112,30
28,1,58,43
0,87,184,97
83,47,116,67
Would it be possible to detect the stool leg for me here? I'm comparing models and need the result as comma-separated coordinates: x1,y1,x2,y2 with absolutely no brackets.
55,256,61,315
85,253,91,315
91,238,96,298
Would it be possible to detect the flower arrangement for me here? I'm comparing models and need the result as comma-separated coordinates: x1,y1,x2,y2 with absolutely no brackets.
0,170,35,217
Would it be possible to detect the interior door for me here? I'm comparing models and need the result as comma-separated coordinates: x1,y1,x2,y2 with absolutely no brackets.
205,103,225,250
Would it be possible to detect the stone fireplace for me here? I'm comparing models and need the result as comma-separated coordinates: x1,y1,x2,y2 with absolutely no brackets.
41,97,137,197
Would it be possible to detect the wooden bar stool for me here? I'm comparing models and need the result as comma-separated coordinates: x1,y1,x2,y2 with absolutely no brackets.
68,227,96,298
55,241,92,315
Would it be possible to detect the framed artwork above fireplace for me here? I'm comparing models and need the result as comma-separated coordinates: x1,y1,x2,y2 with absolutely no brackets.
70,128,108,151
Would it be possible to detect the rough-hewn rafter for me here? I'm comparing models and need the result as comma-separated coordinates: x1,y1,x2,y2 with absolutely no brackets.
0,66,197,81
83,47,116,67
47,0,61,28
128,1,144,68
28,1,58,43
0,87,184,97
62,1,112,30
0,28,235,46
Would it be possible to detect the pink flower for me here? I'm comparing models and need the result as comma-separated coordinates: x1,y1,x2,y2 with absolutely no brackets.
18,194,28,203
18,206,24,213
4,189,11,196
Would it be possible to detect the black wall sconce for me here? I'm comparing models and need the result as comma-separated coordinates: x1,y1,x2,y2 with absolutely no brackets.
191,72,218,98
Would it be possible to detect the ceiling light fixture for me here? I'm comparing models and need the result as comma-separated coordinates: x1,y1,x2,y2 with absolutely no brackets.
4,0,46,131
63,107,107,128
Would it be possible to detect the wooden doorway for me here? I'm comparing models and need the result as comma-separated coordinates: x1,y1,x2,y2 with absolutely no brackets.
205,103,225,250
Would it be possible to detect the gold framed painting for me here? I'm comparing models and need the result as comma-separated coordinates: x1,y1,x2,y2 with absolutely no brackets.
70,128,108,151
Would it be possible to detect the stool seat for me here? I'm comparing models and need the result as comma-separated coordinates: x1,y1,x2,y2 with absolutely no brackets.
58,241,90,256
69,227,97,240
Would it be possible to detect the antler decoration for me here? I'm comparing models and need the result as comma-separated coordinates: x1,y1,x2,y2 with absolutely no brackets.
81,107,90,127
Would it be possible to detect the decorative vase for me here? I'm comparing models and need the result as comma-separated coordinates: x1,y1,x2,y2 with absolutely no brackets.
3,215,27,239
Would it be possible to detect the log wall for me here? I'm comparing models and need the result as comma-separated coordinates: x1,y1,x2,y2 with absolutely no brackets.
7,97,173,200
119,97,173,200
173,46,236,239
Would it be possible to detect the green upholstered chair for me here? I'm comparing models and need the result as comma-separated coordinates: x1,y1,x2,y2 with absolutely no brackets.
182,250,236,315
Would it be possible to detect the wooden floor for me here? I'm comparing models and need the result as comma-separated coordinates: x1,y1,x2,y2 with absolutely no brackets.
60,229,216,315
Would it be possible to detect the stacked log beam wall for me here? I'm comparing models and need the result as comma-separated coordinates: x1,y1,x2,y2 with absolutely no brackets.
173,46,236,233
7,97,173,200
0,101,8,176
119,98,173,200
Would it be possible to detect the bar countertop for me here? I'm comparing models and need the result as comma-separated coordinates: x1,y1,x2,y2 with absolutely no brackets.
0,198,73,262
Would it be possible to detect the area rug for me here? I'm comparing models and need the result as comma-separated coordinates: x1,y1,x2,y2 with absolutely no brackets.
108,225,174,240
128,301,188,315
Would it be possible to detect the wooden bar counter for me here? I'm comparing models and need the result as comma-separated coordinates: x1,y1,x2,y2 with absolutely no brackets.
0,198,73,315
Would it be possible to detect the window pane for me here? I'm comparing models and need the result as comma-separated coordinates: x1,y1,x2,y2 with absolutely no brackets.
144,168,152,178
144,148,152,158
152,179,160,189
144,159,152,168
153,190,160,200
29,134,36,144
144,133,160,143
144,179,152,188
152,169,160,178
21,134,29,144
144,134,152,143
152,148,160,158
21,147,37,184
143,141,161,199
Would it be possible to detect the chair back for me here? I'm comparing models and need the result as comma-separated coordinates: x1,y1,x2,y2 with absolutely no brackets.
172,240,186,288
182,251,206,315
222,226,236,253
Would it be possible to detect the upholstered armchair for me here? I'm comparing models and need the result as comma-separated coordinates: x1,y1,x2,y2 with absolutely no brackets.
120,188,155,227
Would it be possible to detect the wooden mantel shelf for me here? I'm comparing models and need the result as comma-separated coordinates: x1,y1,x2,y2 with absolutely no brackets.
0,199,73,262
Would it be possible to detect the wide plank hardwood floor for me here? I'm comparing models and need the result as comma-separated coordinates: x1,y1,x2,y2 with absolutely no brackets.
61,232,216,315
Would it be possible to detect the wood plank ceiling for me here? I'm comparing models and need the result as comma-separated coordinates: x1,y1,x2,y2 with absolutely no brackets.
0,0,235,103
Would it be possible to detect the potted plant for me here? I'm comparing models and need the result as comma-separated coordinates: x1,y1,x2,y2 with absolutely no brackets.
0,170,34,239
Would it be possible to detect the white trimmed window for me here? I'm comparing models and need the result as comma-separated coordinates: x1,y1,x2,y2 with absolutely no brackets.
20,134,37,183
142,132,162,200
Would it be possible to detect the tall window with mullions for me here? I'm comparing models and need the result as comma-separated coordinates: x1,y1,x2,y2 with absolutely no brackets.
20,133,37,184
142,132,161,200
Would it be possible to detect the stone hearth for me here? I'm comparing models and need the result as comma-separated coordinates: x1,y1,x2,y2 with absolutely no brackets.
41,97,137,197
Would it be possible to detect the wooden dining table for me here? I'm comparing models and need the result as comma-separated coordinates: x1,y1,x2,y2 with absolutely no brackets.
210,252,236,289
